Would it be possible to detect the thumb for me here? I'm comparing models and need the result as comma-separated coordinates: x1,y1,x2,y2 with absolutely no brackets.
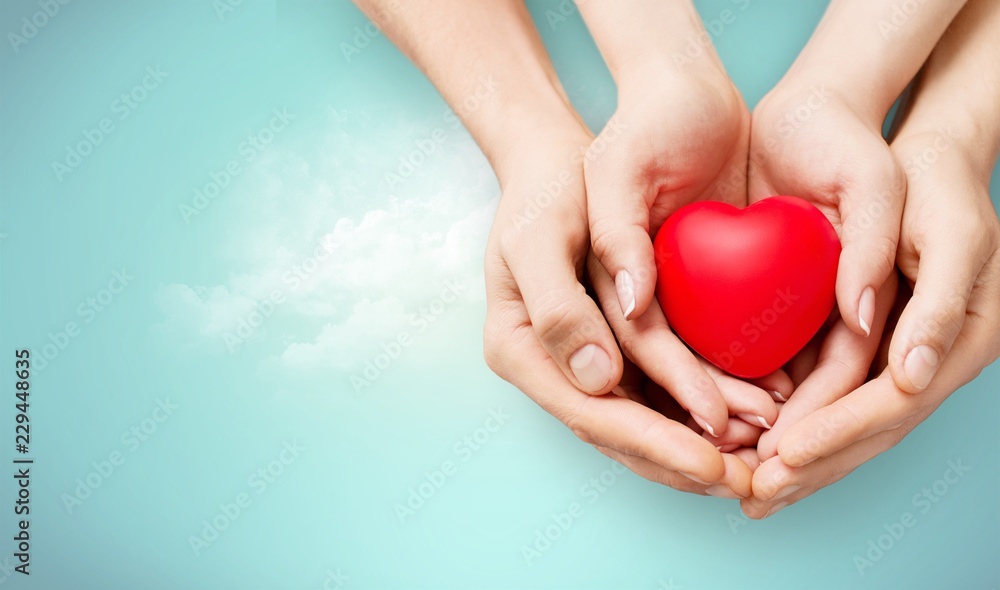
584,142,657,321
835,162,905,337
888,232,986,392
509,237,624,395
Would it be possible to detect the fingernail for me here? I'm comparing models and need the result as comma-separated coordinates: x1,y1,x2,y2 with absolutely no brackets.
858,286,875,337
771,390,787,402
616,270,636,320
569,344,612,392
764,501,788,518
737,413,772,429
706,485,740,499
680,472,710,485
904,345,939,390
692,414,717,437
773,484,800,501
717,444,740,453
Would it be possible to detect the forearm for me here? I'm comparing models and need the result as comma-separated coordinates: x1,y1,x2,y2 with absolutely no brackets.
351,0,585,183
892,0,1000,178
780,0,967,125
576,0,727,81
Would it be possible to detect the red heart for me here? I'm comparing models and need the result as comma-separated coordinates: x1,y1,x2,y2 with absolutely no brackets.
653,196,841,378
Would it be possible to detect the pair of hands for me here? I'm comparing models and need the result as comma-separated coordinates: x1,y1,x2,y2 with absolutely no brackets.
483,59,1000,516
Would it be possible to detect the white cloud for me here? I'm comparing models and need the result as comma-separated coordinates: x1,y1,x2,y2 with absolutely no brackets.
155,104,499,371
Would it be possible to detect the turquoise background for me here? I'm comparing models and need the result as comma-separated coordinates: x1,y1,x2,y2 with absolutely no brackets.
1,1,998,588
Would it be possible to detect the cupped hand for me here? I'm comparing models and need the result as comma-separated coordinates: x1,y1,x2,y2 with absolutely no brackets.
741,130,1000,518
482,131,725,488
746,82,906,463
584,62,752,438
587,252,783,498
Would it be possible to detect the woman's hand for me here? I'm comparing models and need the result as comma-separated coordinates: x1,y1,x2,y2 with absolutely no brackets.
741,130,1000,518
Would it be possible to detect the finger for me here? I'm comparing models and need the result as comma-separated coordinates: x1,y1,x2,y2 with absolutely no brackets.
701,361,778,429
505,225,623,395
589,254,729,437
492,315,727,483
835,156,906,338
584,131,658,321
749,368,795,403
702,417,764,452
888,228,987,392
731,447,761,471
744,428,902,517
593,446,706,495
756,277,897,461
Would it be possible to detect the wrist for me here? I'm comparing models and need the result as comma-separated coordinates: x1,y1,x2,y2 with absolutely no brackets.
489,108,591,189
893,120,1000,184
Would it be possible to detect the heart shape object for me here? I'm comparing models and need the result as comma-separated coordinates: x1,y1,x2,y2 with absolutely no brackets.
653,196,841,378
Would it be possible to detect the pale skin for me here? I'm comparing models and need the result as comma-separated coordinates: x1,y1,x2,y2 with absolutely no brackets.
353,0,1000,508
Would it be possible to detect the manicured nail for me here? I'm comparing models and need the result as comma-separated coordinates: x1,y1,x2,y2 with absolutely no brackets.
764,501,788,518
904,345,939,390
692,414,717,437
616,270,636,320
680,472,709,485
773,484,800,501
858,286,875,337
706,485,740,499
569,344,611,392
737,413,772,429
771,390,787,402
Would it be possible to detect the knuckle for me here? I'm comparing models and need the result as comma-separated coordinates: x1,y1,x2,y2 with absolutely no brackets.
531,292,588,358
